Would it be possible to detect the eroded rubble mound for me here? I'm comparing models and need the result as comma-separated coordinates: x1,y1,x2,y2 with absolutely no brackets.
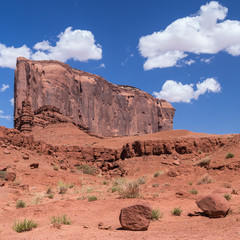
14,57,175,137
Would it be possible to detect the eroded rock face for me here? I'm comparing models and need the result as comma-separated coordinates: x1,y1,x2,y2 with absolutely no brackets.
14,57,175,137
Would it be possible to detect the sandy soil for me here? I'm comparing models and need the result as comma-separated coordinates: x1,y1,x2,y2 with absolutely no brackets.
0,124,239,240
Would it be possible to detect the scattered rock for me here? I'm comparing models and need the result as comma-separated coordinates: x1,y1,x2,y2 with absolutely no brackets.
22,154,29,160
212,187,232,195
98,222,112,230
30,163,39,169
167,170,178,177
119,202,152,231
3,150,10,154
196,194,230,218
4,172,16,181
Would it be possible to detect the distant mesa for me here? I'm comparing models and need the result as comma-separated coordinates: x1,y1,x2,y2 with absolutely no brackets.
14,57,175,137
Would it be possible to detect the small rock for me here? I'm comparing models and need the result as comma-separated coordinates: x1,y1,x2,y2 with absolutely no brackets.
119,202,152,231
3,150,10,154
30,163,39,169
22,154,29,160
98,222,112,230
173,160,180,165
196,194,230,218
4,172,16,181
60,165,67,170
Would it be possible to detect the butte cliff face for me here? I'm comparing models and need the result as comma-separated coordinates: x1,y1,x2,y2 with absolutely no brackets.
14,57,175,137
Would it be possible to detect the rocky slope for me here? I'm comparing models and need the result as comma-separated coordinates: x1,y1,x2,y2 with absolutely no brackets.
14,57,175,136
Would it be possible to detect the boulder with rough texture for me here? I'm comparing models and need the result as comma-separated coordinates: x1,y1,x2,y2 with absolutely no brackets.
119,202,152,231
196,194,230,218
14,57,175,137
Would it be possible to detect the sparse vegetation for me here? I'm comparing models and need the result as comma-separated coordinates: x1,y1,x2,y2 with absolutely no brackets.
53,164,59,171
58,181,73,194
119,181,140,198
189,189,198,195
88,195,98,201
152,183,159,188
51,215,72,225
223,194,232,201
151,209,163,220
137,176,147,185
102,179,109,185
197,158,211,167
154,171,164,178
48,193,54,199
197,174,214,185
226,153,234,159
12,219,38,233
77,164,97,175
171,207,182,216
223,182,231,188
0,170,6,179
188,181,193,185
16,200,26,209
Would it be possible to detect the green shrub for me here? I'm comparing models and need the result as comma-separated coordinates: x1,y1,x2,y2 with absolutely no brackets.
171,207,182,216
119,181,140,198
77,164,97,175
48,193,54,199
152,183,159,188
12,219,38,233
226,153,234,159
151,209,163,220
189,189,198,195
58,181,73,194
51,215,72,225
153,171,164,178
88,195,97,201
223,194,232,201
16,200,26,209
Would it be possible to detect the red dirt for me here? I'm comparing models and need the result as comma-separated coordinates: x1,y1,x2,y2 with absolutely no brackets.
0,123,240,239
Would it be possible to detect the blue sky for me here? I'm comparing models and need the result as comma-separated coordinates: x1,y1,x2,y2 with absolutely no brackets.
0,0,239,134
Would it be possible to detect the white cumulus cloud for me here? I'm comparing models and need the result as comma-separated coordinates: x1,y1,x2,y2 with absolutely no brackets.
31,27,102,62
139,1,240,70
0,110,11,120
0,44,31,69
0,27,102,69
153,78,221,103
10,98,14,106
0,84,9,92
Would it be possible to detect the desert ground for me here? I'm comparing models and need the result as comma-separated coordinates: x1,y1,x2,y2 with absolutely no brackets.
0,123,240,239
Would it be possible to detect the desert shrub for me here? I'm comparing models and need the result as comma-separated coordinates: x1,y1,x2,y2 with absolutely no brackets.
223,182,231,188
16,200,26,209
58,181,73,194
197,158,211,167
153,171,164,178
189,189,198,195
137,176,147,185
46,187,53,195
0,171,6,179
12,219,38,233
188,181,193,185
119,181,140,198
102,179,109,185
152,183,159,188
171,207,182,216
226,153,234,159
151,209,163,220
77,164,97,175
197,174,214,185
48,193,54,199
51,215,72,225
88,195,97,201
53,164,59,171
223,194,232,201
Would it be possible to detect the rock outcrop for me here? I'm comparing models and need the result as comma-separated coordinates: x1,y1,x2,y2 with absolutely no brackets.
14,57,175,137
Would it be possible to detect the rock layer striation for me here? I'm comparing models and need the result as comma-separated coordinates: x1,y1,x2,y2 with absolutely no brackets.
14,57,175,136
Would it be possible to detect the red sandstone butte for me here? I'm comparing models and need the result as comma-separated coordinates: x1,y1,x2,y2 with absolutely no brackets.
14,57,175,137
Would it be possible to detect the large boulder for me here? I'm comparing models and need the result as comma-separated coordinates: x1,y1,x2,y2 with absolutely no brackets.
196,194,230,218
14,57,175,137
119,202,152,231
